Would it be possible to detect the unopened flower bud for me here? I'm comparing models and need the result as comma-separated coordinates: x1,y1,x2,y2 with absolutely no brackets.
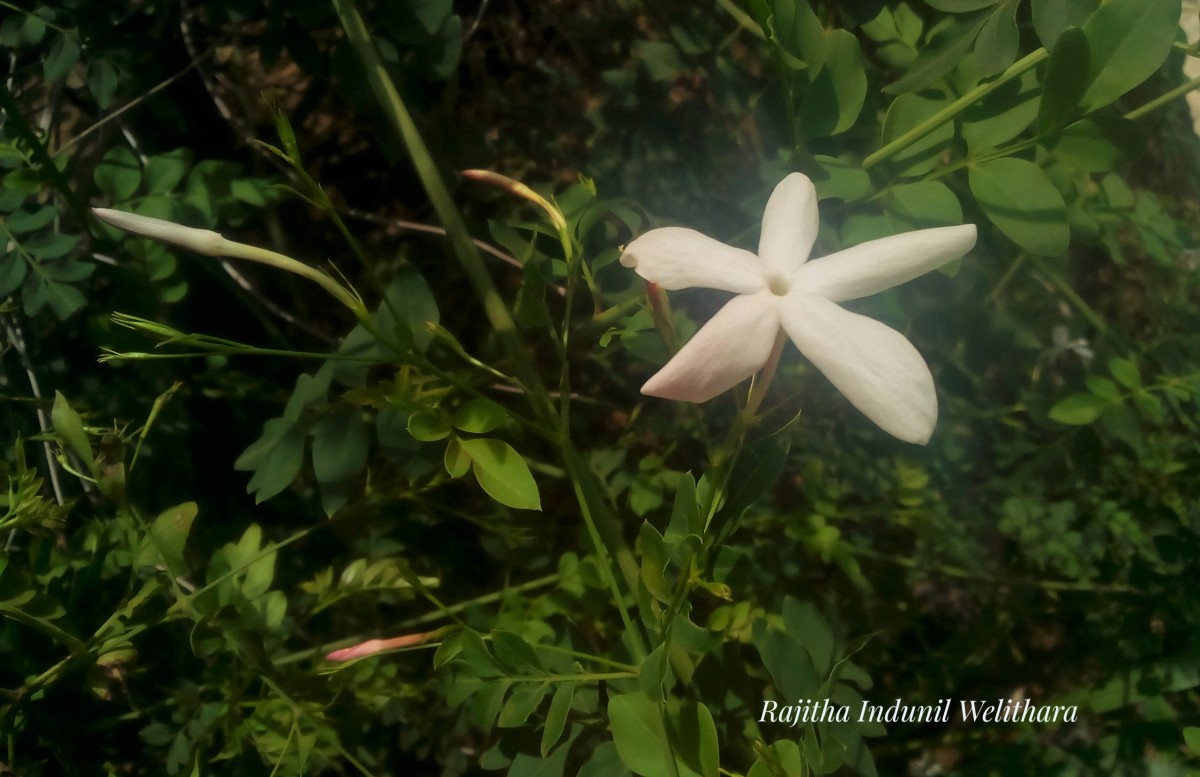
93,208,227,256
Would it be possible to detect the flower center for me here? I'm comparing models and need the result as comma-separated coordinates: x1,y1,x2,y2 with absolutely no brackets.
766,273,790,296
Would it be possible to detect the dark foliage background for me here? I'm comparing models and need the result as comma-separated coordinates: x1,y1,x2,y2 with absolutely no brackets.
2,0,1200,774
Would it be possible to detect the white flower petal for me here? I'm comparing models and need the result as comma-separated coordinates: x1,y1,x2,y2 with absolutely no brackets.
620,227,765,293
758,173,820,280
796,224,977,302
779,294,938,444
642,292,780,403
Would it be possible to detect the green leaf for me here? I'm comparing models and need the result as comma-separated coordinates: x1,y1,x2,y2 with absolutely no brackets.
1049,393,1109,424
767,0,826,72
665,474,702,542
885,180,962,230
311,406,368,485
811,155,873,201
1032,0,1099,48
609,693,673,777
24,273,86,319
578,742,632,777
379,265,440,353
722,430,791,522
797,30,866,137
541,683,576,757
26,232,79,260
244,423,307,503
498,683,550,728
231,178,271,206
237,528,277,598
237,417,291,470
458,629,505,679
1037,27,1090,133
974,0,1020,76
490,630,543,673
1085,375,1121,401
39,260,92,283
19,14,46,46
1050,116,1146,172
51,391,96,474
1101,173,1136,208
963,69,1039,153
884,14,988,94
411,0,452,34
638,644,670,702
87,59,119,110
638,522,673,604
144,149,193,194
0,254,27,297
43,34,80,83
1109,357,1141,389
7,205,58,234
879,93,957,177
430,15,463,79
407,410,450,441
136,502,198,578
633,40,686,82
926,0,1000,10
1078,0,1181,113
461,438,541,510
444,438,471,477
753,620,820,700
94,146,141,201
665,701,719,777
451,398,506,434
1184,726,1200,754
310,406,368,515
433,631,463,670
968,157,1069,256
782,598,835,676
747,740,805,777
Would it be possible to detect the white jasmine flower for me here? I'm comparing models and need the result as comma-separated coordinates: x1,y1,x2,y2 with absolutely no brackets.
1050,325,1095,362
620,173,976,444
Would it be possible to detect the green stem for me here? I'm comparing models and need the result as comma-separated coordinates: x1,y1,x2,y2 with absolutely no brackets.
259,675,377,777
333,0,551,423
1030,255,1108,335
850,547,1138,593
226,243,365,314
275,574,561,667
1124,73,1200,121
704,330,788,535
335,0,647,661
989,252,1027,302
863,48,1049,169
167,527,316,618
561,443,648,661
506,671,635,683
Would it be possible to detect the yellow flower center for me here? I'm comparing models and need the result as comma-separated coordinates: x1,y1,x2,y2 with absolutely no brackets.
766,274,791,296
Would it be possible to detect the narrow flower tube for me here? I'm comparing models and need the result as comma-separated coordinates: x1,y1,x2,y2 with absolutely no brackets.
461,169,569,234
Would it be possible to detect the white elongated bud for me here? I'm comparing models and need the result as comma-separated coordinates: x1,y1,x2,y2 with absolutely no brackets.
93,207,364,314
93,208,227,256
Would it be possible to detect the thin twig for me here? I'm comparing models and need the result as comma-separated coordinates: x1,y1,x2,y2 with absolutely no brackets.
58,46,216,153
217,259,337,342
342,207,565,296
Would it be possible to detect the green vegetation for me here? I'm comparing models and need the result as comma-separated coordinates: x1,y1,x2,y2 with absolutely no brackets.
3,0,1200,774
